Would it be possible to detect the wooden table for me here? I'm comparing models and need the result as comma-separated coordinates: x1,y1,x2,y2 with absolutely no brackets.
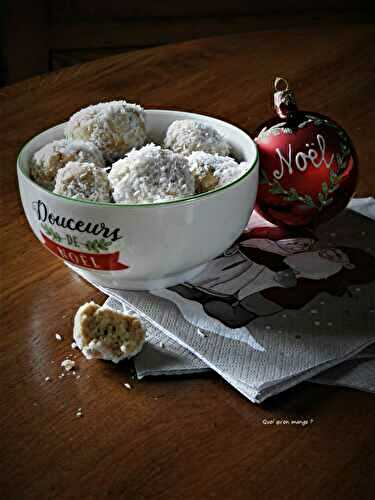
1,26,375,500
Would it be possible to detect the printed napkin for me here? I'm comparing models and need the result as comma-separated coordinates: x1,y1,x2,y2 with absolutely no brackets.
72,198,375,402
105,295,375,397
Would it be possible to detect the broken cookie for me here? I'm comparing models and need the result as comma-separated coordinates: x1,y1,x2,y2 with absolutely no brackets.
73,302,145,363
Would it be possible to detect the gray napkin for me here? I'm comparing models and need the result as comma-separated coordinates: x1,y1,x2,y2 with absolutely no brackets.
72,198,375,402
133,198,375,397
311,357,375,394
105,295,375,397
105,296,209,376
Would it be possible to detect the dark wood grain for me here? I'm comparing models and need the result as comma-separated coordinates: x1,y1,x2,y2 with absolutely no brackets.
48,0,366,21
49,10,375,73
1,27,375,500
4,0,375,84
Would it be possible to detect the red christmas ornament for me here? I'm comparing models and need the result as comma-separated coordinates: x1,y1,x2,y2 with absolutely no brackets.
254,77,358,228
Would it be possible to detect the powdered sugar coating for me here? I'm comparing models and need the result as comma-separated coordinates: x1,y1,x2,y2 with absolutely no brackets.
30,139,105,190
65,101,146,163
164,119,230,156
109,144,195,204
54,161,112,202
188,151,249,192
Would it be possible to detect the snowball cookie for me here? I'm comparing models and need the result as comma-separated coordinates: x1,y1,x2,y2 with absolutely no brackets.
109,143,195,204
65,101,146,163
164,119,230,157
30,139,105,190
73,302,145,363
188,151,248,193
53,161,112,202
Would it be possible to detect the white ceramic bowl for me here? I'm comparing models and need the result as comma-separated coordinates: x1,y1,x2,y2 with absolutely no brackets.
17,109,259,290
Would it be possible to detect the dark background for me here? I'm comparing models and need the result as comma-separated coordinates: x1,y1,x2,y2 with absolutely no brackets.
1,0,375,87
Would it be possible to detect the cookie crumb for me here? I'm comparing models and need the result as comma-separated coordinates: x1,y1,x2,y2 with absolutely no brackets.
197,328,208,338
45,376,51,382
55,333,63,341
124,383,132,390
76,408,83,418
61,359,75,372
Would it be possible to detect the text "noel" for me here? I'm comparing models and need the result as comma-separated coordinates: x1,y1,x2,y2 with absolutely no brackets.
273,134,334,180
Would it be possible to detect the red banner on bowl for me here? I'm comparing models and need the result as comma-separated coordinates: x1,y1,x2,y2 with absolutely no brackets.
41,233,128,270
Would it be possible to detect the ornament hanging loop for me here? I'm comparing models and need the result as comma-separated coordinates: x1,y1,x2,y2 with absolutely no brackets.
273,76,297,119
274,77,289,92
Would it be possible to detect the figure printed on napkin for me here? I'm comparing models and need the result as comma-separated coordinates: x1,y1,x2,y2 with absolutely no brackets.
155,236,375,329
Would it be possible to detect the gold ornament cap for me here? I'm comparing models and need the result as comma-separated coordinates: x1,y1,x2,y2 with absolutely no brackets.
273,77,298,119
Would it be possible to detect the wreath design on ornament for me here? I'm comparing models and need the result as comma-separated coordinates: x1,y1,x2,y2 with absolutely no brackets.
259,117,352,210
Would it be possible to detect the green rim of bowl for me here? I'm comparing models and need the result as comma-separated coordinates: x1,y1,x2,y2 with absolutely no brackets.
17,113,259,208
